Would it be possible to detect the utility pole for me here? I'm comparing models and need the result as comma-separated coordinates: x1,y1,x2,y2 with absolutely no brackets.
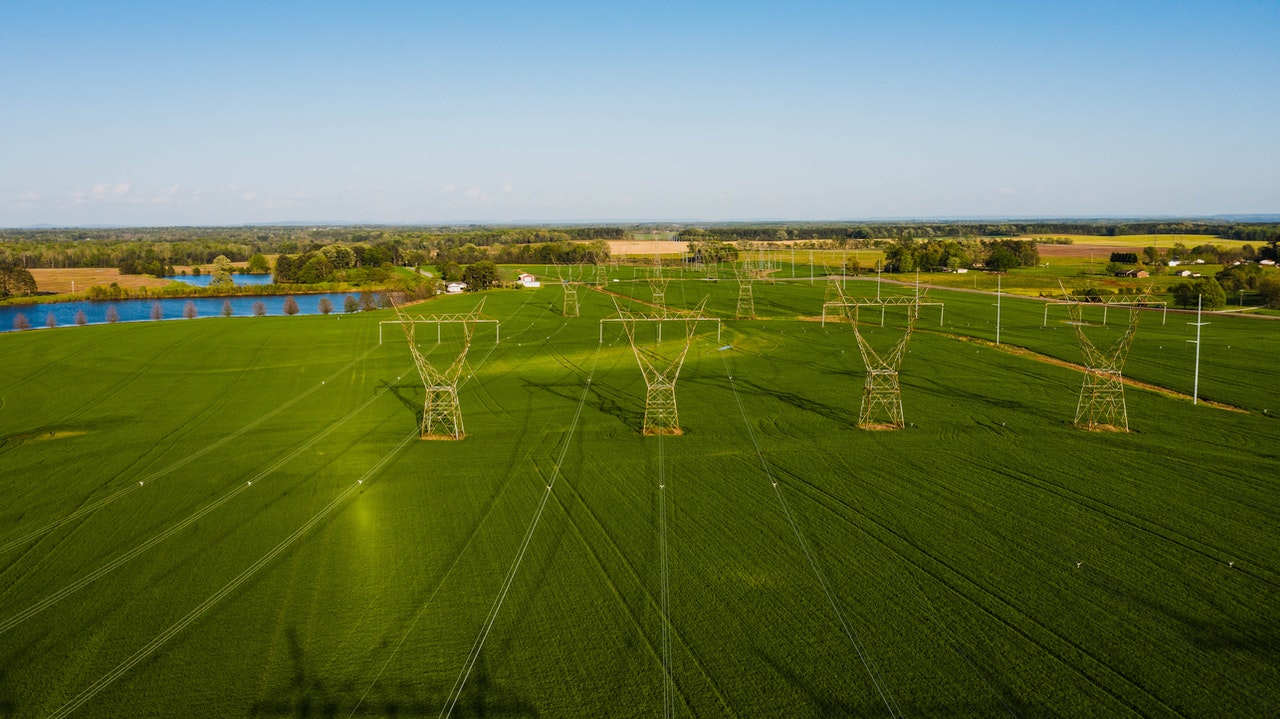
995,274,1002,346
1188,295,1208,406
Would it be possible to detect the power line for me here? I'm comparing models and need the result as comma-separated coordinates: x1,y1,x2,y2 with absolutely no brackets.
717,349,902,718
44,430,418,719
0,344,383,556
438,346,601,718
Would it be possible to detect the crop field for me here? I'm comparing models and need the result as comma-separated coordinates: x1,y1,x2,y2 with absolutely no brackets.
1,277,1278,718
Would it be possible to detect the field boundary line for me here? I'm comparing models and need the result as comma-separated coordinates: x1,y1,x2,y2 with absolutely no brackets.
0,362,412,634
718,350,902,718
0,343,385,556
43,430,417,719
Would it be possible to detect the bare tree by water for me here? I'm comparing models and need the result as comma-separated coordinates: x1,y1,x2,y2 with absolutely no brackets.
75,310,87,326
151,303,162,321
46,312,57,329
252,301,266,317
14,313,29,330
106,306,120,323
344,295,359,313
283,296,300,316
183,301,198,319
221,300,234,317
317,297,333,315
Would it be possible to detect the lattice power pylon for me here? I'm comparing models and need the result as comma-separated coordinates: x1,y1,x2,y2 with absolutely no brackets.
596,255,608,288
839,295,942,430
648,256,669,310
390,297,490,440
850,302,915,429
735,264,756,319
608,297,711,435
1062,290,1147,432
557,265,580,317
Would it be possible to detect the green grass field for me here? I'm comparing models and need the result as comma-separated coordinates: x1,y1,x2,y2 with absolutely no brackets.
1,278,1278,717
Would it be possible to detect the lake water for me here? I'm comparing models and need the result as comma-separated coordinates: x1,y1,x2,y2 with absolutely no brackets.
1,293,364,332
164,273,275,287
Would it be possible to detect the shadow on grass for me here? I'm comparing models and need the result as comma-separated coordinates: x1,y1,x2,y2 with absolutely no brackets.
249,627,539,717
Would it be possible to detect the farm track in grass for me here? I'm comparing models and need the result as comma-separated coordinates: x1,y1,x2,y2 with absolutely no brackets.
932,331,1250,413
0,285,1277,717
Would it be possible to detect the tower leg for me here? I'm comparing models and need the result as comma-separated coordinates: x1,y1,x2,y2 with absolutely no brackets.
859,370,904,429
423,386,464,439
644,383,681,435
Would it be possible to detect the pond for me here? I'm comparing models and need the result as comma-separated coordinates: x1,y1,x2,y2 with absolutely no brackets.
0,293,368,333
163,273,275,287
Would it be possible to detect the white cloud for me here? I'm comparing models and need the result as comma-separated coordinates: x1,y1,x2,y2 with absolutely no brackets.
441,183,457,193
502,182,514,193
465,187,494,203
13,190,41,208
70,183,131,204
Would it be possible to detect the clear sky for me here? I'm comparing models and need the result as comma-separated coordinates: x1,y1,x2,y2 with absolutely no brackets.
2,0,1277,226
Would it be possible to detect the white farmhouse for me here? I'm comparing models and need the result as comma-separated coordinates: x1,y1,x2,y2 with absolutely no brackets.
518,272,541,288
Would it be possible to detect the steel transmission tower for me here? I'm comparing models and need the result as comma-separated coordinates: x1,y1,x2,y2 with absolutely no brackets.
850,301,917,429
390,297,489,439
610,297,710,435
1066,295,1145,431
558,265,580,317
735,264,755,319
648,255,669,310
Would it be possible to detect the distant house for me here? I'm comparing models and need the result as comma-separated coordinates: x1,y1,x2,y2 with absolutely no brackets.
1261,259,1277,266
445,281,468,294
1176,270,1193,277
517,272,540,288
955,267,969,274
1193,258,1206,265
1115,269,1149,278
1167,260,1182,267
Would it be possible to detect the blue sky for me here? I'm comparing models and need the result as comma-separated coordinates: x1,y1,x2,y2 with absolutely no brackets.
2,0,1277,226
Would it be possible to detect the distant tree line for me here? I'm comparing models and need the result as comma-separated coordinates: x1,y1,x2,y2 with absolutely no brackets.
2,222,1276,273
677,222,1280,243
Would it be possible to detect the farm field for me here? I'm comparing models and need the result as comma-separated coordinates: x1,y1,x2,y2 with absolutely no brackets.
1,277,1278,718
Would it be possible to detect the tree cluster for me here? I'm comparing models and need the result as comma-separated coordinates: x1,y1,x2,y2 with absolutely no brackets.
1170,279,1227,309
274,247,395,285
881,238,1038,273
0,264,37,298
